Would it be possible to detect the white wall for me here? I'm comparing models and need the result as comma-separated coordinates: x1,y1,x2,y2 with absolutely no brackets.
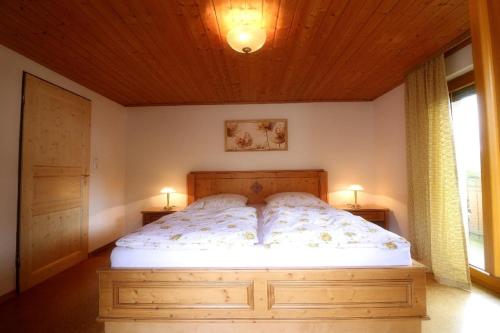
0,45,127,296
124,103,380,232
373,85,409,237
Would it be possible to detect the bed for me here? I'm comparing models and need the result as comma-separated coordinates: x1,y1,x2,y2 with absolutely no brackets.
98,170,427,333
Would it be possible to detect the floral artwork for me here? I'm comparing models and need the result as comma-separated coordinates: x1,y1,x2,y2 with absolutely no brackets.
225,119,288,151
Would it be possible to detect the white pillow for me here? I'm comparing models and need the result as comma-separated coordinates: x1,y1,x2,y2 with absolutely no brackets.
265,192,328,208
187,193,248,210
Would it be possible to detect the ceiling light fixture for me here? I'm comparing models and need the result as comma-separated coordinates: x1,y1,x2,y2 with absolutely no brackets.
226,7,266,54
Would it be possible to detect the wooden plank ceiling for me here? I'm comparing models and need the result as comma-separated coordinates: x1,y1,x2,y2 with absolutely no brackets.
0,0,469,106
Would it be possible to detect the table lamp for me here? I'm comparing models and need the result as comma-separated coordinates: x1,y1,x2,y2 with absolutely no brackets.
347,184,364,208
160,187,176,210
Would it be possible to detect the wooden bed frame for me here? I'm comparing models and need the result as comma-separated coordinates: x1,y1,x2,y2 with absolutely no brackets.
98,170,427,333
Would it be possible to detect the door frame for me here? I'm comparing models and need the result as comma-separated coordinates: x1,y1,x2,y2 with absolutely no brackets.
448,69,500,294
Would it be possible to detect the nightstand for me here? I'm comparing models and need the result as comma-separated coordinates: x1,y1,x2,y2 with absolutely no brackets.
339,206,389,229
141,208,177,225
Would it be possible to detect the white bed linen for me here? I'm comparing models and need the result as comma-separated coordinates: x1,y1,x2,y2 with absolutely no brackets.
115,207,258,251
111,204,412,268
262,206,410,252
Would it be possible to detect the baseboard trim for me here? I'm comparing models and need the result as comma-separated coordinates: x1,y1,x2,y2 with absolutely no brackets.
89,240,116,257
0,290,16,304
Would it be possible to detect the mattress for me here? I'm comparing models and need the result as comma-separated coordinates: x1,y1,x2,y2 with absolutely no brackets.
111,205,412,268
110,244,412,268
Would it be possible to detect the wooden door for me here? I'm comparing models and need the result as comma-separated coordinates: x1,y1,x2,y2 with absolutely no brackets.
18,73,91,292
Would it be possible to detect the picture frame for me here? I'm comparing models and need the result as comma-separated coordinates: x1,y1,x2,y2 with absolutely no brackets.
225,119,288,152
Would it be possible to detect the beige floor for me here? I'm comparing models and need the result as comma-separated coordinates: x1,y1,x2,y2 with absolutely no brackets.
424,279,500,333
0,249,499,333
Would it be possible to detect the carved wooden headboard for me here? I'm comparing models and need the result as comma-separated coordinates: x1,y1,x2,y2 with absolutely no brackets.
187,170,328,204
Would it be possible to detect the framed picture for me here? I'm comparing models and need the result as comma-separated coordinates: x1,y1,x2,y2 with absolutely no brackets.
225,119,288,152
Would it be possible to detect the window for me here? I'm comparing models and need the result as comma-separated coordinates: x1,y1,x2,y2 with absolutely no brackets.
450,84,485,269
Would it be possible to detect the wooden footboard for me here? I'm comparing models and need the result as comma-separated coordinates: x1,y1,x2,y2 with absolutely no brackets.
98,262,427,333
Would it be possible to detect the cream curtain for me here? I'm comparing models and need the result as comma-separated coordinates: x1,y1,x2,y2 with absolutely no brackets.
406,54,471,290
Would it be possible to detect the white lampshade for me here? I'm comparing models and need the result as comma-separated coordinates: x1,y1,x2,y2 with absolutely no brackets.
347,184,364,191
160,187,176,194
227,25,266,53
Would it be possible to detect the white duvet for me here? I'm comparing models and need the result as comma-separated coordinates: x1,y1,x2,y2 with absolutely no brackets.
261,206,410,251
116,207,258,251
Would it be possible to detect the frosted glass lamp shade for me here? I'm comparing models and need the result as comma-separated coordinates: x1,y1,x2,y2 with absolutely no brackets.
160,187,176,194
347,184,364,191
227,25,266,53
